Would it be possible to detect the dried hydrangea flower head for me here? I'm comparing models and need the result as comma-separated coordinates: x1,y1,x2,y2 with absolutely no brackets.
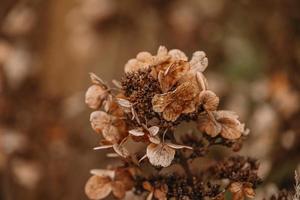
84,46,259,199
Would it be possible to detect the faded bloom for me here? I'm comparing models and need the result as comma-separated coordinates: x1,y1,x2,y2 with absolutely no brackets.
84,46,254,200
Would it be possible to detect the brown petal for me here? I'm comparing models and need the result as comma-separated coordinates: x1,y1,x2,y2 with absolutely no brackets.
197,113,221,137
199,90,219,111
148,126,160,136
229,182,243,193
243,187,255,199
102,125,121,144
146,143,175,167
113,144,130,158
189,51,208,72
219,118,242,140
115,168,134,190
165,142,193,150
129,128,145,136
85,175,112,200
152,93,174,113
158,61,190,92
143,181,154,192
136,51,153,63
163,107,181,122
90,111,112,134
168,49,188,61
111,181,126,199
196,72,208,91
148,135,161,144
90,169,115,179
154,188,168,200
85,85,107,109
89,73,107,88
124,59,149,73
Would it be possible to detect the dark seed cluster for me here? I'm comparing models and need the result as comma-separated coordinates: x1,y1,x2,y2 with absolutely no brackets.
210,156,262,188
134,175,222,200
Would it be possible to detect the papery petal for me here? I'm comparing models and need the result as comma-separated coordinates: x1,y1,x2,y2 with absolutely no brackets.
152,93,174,113
148,135,161,144
189,51,208,72
199,90,219,111
165,143,193,150
148,126,160,136
197,113,221,137
90,169,115,179
168,49,188,61
112,181,126,199
102,125,121,143
90,111,111,133
85,175,112,200
136,52,153,63
113,144,130,158
85,85,107,109
146,143,175,167
129,128,145,136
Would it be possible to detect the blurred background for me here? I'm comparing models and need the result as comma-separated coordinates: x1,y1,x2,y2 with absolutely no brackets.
0,0,299,199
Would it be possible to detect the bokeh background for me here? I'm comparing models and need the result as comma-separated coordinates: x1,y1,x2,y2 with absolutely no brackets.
0,0,300,199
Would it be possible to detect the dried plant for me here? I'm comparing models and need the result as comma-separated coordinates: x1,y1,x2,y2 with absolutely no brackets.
84,46,261,199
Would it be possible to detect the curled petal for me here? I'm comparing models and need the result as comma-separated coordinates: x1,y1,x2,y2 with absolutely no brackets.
196,72,208,91
113,144,130,158
189,51,208,72
85,175,112,200
199,90,219,111
90,169,115,179
129,128,145,136
197,113,221,137
146,143,175,167
148,126,160,136
165,143,193,150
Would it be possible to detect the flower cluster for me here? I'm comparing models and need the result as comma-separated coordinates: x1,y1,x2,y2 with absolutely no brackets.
84,46,256,199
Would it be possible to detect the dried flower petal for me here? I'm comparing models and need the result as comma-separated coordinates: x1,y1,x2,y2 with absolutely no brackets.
152,82,199,121
197,113,221,137
113,144,130,158
146,143,175,167
85,175,112,200
129,128,145,136
111,181,126,199
168,49,188,61
165,142,193,150
90,111,112,133
90,169,115,179
189,51,208,72
85,85,108,109
147,126,159,136
199,90,219,111
158,61,190,92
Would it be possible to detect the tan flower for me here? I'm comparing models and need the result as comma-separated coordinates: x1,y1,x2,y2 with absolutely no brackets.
189,51,208,73
152,82,200,122
85,168,134,200
197,110,245,139
145,142,192,167
143,181,168,200
90,111,122,143
228,182,255,200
